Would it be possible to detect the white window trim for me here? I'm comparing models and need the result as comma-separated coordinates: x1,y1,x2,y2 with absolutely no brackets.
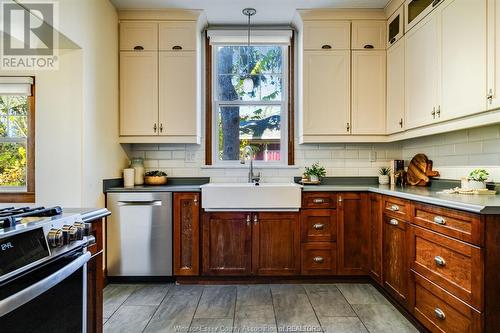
211,43,289,167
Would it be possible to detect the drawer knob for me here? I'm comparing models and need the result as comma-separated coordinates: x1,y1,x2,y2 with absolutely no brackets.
433,216,446,225
389,219,399,226
313,256,324,263
434,256,446,267
313,223,325,230
313,198,325,204
390,205,400,212
434,308,446,320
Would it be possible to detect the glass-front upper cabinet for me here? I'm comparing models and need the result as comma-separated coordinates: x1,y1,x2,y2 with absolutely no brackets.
387,5,404,47
405,0,443,31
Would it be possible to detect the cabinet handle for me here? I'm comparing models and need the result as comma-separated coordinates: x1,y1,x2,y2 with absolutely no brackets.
313,223,325,230
487,89,494,104
432,0,442,7
133,45,144,51
346,123,350,132
193,197,198,205
390,37,396,44
436,105,441,118
153,123,157,133
313,256,325,263
434,256,446,267
433,216,446,225
434,308,446,320
363,44,374,49
172,45,183,50
313,198,325,204
338,196,343,203
389,219,399,226
432,107,436,119
399,118,403,128
321,44,332,49
390,204,400,212
160,123,163,133
253,214,258,224
246,214,251,226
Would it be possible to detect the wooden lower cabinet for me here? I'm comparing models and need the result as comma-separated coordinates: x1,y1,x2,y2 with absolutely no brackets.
369,193,383,285
337,192,369,275
173,192,200,276
301,242,337,275
87,218,104,333
383,214,409,306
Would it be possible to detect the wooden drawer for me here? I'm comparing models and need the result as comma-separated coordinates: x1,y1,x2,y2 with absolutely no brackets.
301,209,336,242
412,272,482,333
412,202,482,246
302,192,336,209
410,225,483,310
384,196,410,219
301,242,336,275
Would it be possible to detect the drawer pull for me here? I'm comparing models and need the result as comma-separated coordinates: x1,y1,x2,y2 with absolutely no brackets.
389,219,399,226
133,45,144,51
434,256,446,267
434,308,446,320
363,44,374,49
313,198,325,204
321,44,332,49
313,256,325,263
313,223,325,230
390,204,400,212
433,216,446,225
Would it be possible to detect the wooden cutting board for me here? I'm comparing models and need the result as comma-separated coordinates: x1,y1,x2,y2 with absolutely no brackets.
406,154,440,186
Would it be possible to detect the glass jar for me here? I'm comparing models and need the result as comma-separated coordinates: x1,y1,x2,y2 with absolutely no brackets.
130,157,144,185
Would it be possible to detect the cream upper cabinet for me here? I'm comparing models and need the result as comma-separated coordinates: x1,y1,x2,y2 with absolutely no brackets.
303,21,351,50
404,0,442,32
387,5,404,48
439,0,487,121
302,50,351,136
159,21,197,51
159,51,197,136
351,21,386,50
120,22,158,51
488,0,500,110
351,51,386,134
387,38,405,134
119,52,158,136
405,12,440,129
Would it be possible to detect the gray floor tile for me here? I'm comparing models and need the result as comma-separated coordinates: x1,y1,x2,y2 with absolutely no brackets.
305,284,356,317
271,284,306,295
352,304,418,333
124,284,172,306
189,318,233,332
103,305,156,333
195,286,237,319
336,284,389,305
236,284,273,307
320,317,369,333
144,287,203,333
272,293,322,332
103,284,138,318
234,304,277,333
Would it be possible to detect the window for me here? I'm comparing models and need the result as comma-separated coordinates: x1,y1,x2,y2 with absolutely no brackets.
209,30,293,165
0,77,35,202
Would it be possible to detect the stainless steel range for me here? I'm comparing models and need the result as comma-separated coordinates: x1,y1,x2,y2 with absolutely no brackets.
0,206,94,333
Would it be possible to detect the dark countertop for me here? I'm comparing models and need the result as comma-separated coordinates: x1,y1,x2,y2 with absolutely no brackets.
103,177,209,193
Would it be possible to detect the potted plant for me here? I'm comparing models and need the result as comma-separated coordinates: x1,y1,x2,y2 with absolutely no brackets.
144,170,168,185
467,168,489,189
378,167,391,185
304,162,326,182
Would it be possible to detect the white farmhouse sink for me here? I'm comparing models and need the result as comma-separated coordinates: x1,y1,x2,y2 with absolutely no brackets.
201,183,302,211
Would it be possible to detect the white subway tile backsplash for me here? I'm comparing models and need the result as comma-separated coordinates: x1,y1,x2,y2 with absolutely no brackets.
145,150,173,160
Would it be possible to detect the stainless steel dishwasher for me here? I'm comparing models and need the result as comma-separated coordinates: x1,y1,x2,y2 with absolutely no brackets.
107,192,172,277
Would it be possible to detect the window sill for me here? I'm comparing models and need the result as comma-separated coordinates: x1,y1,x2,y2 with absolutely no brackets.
0,192,35,203
201,165,300,170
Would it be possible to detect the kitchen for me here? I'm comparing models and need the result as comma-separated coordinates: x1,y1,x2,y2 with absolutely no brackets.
0,0,499,332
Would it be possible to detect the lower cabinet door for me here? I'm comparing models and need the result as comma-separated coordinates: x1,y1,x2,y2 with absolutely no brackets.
369,194,383,285
301,242,337,275
252,212,301,276
173,192,200,276
202,212,252,275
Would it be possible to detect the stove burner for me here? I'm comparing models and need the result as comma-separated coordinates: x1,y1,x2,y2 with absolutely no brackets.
0,206,63,229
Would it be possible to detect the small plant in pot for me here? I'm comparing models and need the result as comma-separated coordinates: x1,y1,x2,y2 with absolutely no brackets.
467,168,489,190
378,167,391,185
304,162,326,183
144,170,168,185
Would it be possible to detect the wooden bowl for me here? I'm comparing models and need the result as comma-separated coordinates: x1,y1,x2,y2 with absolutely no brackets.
144,176,167,185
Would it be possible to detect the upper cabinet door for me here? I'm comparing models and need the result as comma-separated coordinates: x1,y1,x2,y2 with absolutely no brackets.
159,21,197,51
440,0,487,121
405,0,442,32
351,50,386,135
303,21,351,50
405,13,440,130
120,52,159,136
351,21,386,50
387,38,406,134
120,22,158,51
159,51,198,137
487,0,500,110
302,50,351,136
387,5,404,47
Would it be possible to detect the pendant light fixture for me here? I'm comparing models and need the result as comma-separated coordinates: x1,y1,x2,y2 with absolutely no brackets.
242,8,256,94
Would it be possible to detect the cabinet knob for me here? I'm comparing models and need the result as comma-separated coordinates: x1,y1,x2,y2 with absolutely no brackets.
363,44,374,49
338,196,343,203
390,204,400,212
160,123,164,133
390,37,396,44
399,118,403,128
133,45,144,51
346,123,350,132
153,123,157,133
246,214,251,226
436,105,441,118
313,256,325,263
389,219,399,226
434,256,446,267
193,197,198,205
432,107,436,119
313,223,325,230
433,216,446,225
313,198,325,204
172,45,183,50
487,89,494,104
432,0,442,7
253,214,258,224
434,308,446,320
321,44,332,50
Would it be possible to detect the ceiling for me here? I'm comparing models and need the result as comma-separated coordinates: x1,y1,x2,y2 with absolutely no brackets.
110,0,390,24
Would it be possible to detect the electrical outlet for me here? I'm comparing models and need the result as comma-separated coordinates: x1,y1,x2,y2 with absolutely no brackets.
369,151,377,162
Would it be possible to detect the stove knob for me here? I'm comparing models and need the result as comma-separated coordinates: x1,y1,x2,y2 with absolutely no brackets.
74,222,91,238
47,228,64,247
72,222,86,240
62,225,79,244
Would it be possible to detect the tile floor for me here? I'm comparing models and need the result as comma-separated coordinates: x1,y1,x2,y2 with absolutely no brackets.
103,283,419,333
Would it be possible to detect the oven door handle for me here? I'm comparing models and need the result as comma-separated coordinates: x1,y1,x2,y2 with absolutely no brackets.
0,251,91,317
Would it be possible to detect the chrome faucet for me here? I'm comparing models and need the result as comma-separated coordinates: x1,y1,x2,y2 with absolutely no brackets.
241,146,261,184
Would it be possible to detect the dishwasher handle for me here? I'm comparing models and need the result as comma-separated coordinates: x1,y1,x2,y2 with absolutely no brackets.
117,200,163,206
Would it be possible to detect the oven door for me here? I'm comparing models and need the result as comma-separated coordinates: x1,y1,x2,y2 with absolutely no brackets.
0,249,91,333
